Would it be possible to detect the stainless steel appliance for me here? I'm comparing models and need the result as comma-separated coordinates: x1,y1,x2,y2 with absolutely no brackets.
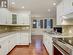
53,37,73,55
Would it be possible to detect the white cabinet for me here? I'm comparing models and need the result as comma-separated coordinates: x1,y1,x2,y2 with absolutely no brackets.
1,39,8,55
6,12,12,24
0,8,31,25
17,13,30,25
0,32,31,55
43,33,53,55
20,32,29,45
16,32,30,45
0,8,12,24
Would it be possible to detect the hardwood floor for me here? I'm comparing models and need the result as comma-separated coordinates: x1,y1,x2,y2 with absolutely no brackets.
8,35,49,55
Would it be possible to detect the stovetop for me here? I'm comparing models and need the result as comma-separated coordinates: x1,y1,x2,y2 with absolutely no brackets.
58,37,73,46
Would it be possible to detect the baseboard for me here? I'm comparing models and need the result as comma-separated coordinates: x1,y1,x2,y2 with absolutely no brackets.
43,44,49,55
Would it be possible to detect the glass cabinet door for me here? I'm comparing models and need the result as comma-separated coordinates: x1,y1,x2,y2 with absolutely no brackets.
12,14,17,24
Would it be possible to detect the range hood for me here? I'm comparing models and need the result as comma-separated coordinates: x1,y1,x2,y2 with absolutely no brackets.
62,12,73,20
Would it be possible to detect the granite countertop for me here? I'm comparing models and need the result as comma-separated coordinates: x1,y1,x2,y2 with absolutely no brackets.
0,31,31,42
44,31,73,38
0,31,31,38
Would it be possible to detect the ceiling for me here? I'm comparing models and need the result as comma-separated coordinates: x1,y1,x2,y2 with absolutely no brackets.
8,0,62,18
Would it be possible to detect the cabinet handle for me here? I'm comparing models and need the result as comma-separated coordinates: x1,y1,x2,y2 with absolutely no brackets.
9,41,10,43
0,45,1,48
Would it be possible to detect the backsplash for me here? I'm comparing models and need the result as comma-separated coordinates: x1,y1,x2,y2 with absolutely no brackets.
62,25,73,35
0,26,11,33
0,26,30,34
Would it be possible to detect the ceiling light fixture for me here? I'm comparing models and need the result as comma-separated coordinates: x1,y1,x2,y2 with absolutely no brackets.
53,2,56,6
21,6,25,9
48,9,50,12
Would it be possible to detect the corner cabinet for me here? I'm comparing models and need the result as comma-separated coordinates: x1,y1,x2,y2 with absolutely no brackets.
0,32,31,55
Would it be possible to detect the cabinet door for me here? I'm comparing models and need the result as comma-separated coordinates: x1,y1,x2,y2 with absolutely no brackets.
0,8,12,24
20,32,29,45
17,14,24,24
24,15,30,25
1,40,8,55
6,12,12,24
16,32,21,45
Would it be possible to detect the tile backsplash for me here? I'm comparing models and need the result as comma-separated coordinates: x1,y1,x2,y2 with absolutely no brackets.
0,26,30,34
62,25,73,35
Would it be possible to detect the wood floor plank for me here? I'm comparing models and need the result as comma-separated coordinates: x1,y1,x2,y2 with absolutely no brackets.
8,35,49,55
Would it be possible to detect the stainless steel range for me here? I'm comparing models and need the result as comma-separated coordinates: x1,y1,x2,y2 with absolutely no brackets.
53,37,73,55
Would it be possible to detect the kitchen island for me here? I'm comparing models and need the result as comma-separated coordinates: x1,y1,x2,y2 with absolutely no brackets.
43,31,73,55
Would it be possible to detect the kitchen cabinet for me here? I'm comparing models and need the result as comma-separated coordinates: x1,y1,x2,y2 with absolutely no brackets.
0,8,31,25
43,33,53,55
16,32,30,45
0,8,12,24
20,32,29,45
0,32,31,55
17,13,30,25
1,39,8,55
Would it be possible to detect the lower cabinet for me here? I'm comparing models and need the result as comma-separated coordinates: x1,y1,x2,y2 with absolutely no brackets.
43,33,53,55
20,32,29,45
16,32,30,45
0,32,31,55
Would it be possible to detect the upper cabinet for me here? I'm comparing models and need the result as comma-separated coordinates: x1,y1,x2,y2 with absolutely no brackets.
0,8,12,24
0,8,31,25
17,12,31,25
57,0,73,25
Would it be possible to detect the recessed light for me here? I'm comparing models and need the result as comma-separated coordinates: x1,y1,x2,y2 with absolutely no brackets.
21,6,25,9
53,2,56,6
12,2,15,4
48,9,50,12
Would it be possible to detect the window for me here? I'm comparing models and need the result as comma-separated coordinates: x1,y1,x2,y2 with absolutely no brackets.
33,20,37,28
40,20,43,28
44,19,47,28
